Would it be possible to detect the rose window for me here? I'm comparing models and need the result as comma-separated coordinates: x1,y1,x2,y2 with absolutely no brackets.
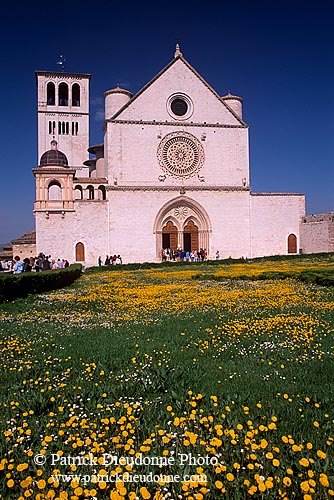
157,131,204,179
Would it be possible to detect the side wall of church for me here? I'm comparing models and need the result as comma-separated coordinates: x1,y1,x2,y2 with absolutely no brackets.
250,194,305,257
300,220,334,253
35,202,108,266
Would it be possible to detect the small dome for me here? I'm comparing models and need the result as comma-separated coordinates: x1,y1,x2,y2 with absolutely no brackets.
104,87,132,98
39,141,68,167
221,92,243,102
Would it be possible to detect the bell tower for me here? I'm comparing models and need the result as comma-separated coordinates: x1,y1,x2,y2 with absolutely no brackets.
36,70,91,176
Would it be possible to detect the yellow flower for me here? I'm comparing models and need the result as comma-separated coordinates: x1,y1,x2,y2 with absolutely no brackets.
37,479,46,489
299,458,309,467
300,481,310,492
17,463,29,472
283,477,292,487
7,479,14,488
140,487,151,499
320,474,329,487
258,482,266,492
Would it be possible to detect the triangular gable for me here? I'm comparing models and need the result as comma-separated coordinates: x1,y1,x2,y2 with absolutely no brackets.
109,55,247,127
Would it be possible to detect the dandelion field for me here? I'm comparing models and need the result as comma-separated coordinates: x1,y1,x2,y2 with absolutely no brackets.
1,256,334,499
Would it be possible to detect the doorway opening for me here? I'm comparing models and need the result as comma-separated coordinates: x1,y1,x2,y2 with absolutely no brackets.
183,220,199,252
162,221,178,251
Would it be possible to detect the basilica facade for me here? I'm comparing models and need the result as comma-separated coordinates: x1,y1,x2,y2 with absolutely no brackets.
33,46,306,266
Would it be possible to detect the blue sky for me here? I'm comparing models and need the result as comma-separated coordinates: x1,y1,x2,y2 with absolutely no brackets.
0,0,333,243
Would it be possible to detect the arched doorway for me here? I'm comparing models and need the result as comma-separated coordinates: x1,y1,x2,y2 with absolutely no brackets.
154,196,211,259
183,220,199,252
287,234,297,254
75,242,85,261
162,221,178,250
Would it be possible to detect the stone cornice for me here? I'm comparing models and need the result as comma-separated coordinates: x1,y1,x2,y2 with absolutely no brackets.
106,119,248,129
106,185,250,192
32,168,76,175
35,71,91,80
74,177,108,184
251,192,304,197
37,110,89,116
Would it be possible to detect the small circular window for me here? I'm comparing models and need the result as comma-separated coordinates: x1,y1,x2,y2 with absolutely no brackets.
167,93,193,120
171,98,188,116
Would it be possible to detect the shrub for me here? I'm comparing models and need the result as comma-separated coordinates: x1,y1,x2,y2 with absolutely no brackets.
0,264,82,303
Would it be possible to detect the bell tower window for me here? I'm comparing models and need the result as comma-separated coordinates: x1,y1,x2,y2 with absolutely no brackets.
47,82,55,105
72,83,80,107
59,83,69,106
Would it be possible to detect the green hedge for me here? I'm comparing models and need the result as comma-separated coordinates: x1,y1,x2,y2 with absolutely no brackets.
193,269,334,287
0,264,82,303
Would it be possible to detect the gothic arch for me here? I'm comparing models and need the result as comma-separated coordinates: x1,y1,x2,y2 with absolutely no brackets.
153,196,211,257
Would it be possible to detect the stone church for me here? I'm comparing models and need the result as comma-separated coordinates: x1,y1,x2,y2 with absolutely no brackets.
33,45,324,267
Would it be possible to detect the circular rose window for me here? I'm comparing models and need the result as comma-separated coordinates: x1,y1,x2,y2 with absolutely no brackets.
157,131,204,179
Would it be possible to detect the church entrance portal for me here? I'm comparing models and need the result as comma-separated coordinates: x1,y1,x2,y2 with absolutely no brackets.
154,197,211,259
183,220,199,252
162,221,178,251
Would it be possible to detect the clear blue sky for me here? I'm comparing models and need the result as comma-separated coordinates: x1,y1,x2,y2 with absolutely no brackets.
1,0,333,243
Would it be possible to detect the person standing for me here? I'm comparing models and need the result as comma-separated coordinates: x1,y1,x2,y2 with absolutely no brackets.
13,256,24,274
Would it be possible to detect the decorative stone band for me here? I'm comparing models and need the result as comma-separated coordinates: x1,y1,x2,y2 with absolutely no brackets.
106,185,251,192
107,119,248,129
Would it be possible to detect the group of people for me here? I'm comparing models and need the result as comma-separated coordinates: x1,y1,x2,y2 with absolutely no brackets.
0,253,70,274
99,255,123,266
162,248,208,262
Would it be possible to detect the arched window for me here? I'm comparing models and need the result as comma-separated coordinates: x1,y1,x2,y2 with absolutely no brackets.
86,185,94,200
66,122,69,135
58,121,61,134
74,185,83,200
49,121,52,134
72,83,80,107
48,181,62,200
98,185,106,200
288,234,297,254
59,83,69,106
47,82,55,105
75,242,85,262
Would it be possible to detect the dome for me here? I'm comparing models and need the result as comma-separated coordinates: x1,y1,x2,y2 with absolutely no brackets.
39,140,68,167
221,92,243,102
104,86,132,98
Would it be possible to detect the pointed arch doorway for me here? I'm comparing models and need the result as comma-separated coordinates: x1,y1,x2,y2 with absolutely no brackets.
162,221,178,250
183,220,199,252
154,196,211,259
